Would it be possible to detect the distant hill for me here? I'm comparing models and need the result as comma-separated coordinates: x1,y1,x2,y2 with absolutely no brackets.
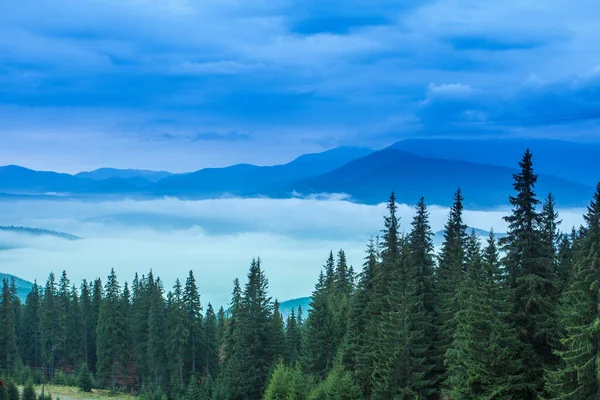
0,273,34,301
283,149,594,208
278,297,312,319
152,146,373,197
76,168,172,183
0,226,81,240
391,138,600,186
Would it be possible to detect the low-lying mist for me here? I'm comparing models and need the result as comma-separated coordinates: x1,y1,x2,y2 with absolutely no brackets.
0,196,586,307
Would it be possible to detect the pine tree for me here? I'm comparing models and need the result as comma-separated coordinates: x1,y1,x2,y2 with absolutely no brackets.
344,238,378,396
147,277,167,389
96,269,126,393
183,271,202,376
21,282,41,368
89,278,103,373
6,380,19,400
77,364,93,392
40,273,58,381
436,188,467,391
546,183,600,399
166,279,188,393
203,303,219,379
270,300,286,364
21,381,36,400
185,376,202,400
445,231,523,399
285,309,301,367
500,149,559,398
363,193,404,398
302,270,335,380
228,258,274,399
0,278,18,371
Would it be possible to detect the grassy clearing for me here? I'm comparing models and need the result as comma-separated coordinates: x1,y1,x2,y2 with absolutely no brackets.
27,385,136,400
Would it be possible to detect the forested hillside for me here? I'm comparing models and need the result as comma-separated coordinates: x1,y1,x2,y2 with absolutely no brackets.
1,149,599,399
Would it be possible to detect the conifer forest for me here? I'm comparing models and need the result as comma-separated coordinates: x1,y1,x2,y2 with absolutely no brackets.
1,149,600,400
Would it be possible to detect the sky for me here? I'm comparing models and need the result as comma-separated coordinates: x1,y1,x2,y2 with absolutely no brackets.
1,0,600,173
0,197,587,307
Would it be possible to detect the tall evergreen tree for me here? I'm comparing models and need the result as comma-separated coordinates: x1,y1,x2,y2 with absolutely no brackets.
183,271,202,376
270,300,286,364
96,269,127,393
436,188,467,391
203,303,219,379
500,149,559,398
302,271,335,380
405,197,439,398
285,309,302,367
0,278,18,370
40,273,58,381
546,183,600,399
228,258,274,399
166,279,188,393
445,231,523,399
21,282,41,368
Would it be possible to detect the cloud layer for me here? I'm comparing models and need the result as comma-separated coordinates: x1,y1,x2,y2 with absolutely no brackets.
1,0,600,171
0,197,586,307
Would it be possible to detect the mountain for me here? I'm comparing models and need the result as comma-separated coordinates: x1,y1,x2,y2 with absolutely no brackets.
152,146,373,197
0,165,142,195
391,138,600,186
0,273,34,301
284,149,594,208
76,168,172,182
0,226,81,240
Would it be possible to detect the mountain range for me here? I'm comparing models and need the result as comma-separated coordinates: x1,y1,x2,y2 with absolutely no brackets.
0,138,597,208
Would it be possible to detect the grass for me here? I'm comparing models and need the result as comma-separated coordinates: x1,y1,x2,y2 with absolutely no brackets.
25,384,136,400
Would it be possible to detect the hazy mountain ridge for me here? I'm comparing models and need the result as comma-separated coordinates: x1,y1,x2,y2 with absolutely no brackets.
0,225,81,240
0,139,595,207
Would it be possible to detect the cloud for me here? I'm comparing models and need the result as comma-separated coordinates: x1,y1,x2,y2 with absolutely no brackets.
0,197,586,306
2,0,600,168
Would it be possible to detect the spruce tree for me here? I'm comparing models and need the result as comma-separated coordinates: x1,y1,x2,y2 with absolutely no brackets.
285,309,302,367
500,149,559,398
183,271,202,376
21,282,41,369
546,183,600,399
21,381,36,400
228,258,274,399
344,238,378,396
445,231,523,399
436,188,467,391
166,279,188,393
96,269,126,393
270,300,286,364
405,197,439,398
302,271,335,380
0,278,18,370
40,273,58,381
203,303,219,379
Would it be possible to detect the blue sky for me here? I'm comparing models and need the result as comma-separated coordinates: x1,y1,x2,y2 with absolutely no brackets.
1,0,600,172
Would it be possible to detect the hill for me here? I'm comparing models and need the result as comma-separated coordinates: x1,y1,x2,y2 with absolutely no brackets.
391,138,600,186
0,273,34,301
284,149,594,208
278,297,312,319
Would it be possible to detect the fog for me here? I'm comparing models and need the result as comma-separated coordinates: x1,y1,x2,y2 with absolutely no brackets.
0,197,586,308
